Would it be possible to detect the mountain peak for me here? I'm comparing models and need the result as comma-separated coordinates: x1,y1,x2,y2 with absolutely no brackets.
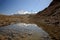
15,10,37,15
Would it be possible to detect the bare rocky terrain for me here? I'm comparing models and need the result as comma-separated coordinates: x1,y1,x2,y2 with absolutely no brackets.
0,14,34,27
31,0,60,40
0,0,60,40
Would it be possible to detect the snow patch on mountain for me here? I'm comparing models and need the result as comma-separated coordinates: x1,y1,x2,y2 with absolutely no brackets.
11,10,37,15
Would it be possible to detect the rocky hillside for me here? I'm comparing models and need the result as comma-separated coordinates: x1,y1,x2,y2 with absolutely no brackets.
31,0,60,40
0,0,60,40
0,14,35,27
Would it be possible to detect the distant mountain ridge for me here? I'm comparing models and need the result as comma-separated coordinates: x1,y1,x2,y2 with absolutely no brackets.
11,10,37,15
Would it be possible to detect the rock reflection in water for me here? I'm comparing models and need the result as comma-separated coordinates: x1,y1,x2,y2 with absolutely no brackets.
0,23,51,40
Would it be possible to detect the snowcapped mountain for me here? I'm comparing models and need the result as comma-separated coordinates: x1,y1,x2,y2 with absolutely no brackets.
12,10,37,15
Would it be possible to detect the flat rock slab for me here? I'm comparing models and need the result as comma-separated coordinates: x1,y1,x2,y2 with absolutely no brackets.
0,23,51,40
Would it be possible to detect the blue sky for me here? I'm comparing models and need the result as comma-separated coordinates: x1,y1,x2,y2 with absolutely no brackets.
0,0,52,14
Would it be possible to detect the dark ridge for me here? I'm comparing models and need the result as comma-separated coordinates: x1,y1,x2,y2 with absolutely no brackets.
49,0,60,6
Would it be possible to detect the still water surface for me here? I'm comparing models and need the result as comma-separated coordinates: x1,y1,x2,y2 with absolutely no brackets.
0,23,51,40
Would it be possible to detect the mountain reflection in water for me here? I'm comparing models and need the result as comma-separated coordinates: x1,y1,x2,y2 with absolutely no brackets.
0,23,51,40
